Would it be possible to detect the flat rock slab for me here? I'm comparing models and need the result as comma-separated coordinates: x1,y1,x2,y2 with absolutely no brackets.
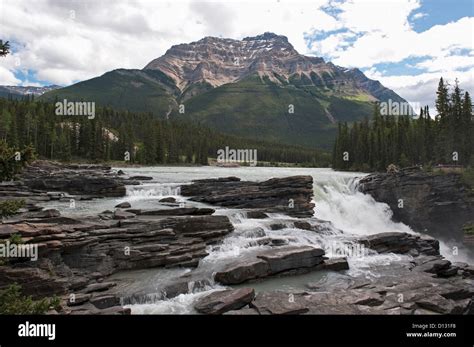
215,259,270,284
256,246,325,273
194,288,255,314
215,246,325,284
113,210,136,220
323,257,349,271
181,175,315,218
358,232,439,256
250,292,309,315
139,207,215,216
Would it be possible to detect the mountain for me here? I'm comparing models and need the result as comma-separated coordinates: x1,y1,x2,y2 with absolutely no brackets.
0,85,60,99
41,33,408,149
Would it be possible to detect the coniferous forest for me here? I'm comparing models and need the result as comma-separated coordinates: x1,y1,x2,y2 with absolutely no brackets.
1,78,472,171
332,78,473,171
0,97,330,167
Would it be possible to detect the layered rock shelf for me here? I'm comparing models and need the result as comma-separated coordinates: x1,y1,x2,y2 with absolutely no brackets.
215,246,327,284
197,253,474,315
180,176,315,218
359,167,474,239
357,232,440,257
0,161,127,206
0,210,234,314
1,163,473,316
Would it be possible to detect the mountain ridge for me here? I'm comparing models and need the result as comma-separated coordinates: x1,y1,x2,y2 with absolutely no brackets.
40,32,409,149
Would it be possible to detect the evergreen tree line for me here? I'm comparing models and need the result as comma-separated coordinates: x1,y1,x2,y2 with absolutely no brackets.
332,78,473,171
0,98,330,166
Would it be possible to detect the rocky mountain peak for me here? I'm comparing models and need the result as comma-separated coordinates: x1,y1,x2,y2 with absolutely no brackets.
243,32,290,43
141,33,406,104
143,32,301,90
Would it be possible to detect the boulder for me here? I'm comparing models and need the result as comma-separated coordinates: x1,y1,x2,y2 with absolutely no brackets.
323,257,349,271
256,246,325,273
215,259,270,284
293,221,313,230
215,246,325,284
67,293,91,306
162,282,190,298
115,202,131,208
159,197,177,203
194,288,255,314
90,295,121,309
246,211,269,219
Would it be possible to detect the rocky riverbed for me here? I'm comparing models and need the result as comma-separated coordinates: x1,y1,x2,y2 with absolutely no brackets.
0,162,473,315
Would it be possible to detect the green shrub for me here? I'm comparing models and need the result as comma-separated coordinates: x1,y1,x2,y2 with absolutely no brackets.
0,140,35,181
0,199,25,218
0,283,61,314
8,233,23,244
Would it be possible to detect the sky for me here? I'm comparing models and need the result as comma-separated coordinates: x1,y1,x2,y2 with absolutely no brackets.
0,0,473,112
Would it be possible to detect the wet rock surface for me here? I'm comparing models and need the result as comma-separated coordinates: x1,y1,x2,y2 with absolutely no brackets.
225,255,474,315
357,232,439,256
0,199,233,314
1,163,473,316
180,176,315,218
194,288,255,314
359,167,474,239
215,246,327,284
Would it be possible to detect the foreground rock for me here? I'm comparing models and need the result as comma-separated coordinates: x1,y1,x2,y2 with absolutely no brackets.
194,288,255,314
358,232,439,257
0,208,234,314
0,161,127,205
181,176,315,218
228,254,474,315
250,291,309,314
359,167,474,239
19,160,127,197
215,246,327,284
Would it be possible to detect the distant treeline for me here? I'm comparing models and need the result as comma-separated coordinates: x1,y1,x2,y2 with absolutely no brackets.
0,98,330,166
333,78,473,171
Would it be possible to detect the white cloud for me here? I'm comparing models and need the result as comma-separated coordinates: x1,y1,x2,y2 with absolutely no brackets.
364,68,474,114
0,0,472,114
0,0,339,85
307,0,473,112
412,12,427,20
0,65,21,85
314,16,474,68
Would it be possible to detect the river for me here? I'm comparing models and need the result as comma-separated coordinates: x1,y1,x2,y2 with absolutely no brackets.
40,166,470,314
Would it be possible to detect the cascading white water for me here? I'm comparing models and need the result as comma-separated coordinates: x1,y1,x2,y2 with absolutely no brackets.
43,166,469,313
126,183,181,200
314,177,414,236
113,168,420,314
